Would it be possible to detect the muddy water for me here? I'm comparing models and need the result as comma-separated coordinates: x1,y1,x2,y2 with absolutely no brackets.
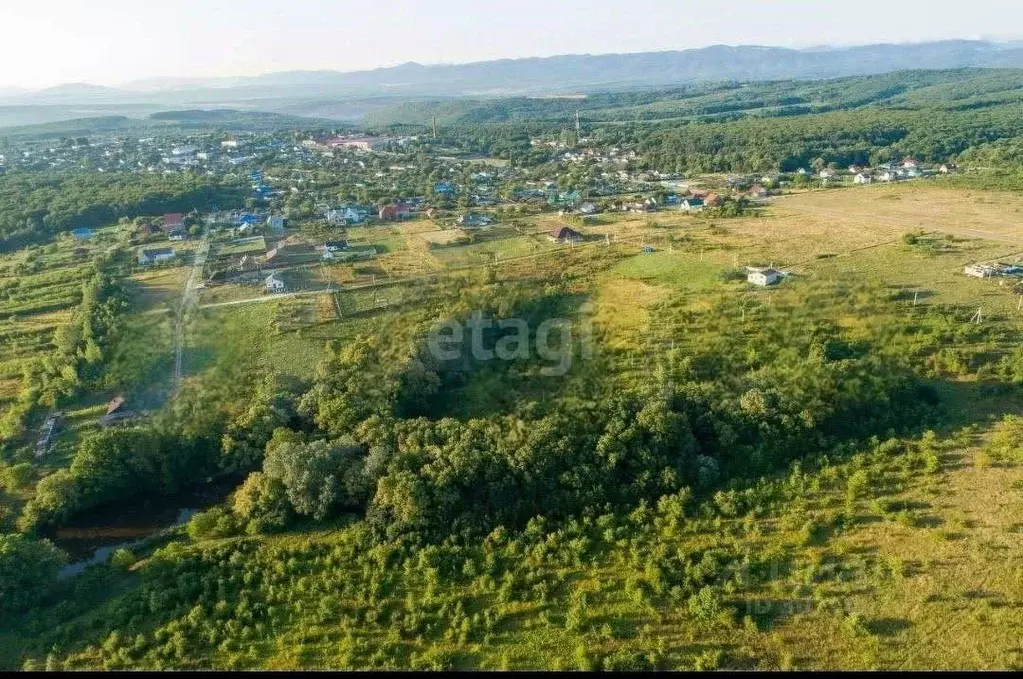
48,477,240,577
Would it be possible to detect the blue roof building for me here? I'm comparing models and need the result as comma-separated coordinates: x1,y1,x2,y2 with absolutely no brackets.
71,227,94,240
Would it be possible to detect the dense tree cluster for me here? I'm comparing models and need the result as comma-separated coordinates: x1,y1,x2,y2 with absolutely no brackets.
0,172,244,250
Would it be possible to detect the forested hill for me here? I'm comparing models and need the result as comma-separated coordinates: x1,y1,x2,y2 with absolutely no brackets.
0,110,340,140
363,68,1023,126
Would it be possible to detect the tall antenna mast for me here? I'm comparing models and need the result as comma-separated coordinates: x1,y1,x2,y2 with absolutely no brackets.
432,117,438,141
575,110,581,135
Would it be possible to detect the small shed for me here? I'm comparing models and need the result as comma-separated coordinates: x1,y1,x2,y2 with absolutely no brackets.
747,267,783,286
265,273,286,293
548,226,583,244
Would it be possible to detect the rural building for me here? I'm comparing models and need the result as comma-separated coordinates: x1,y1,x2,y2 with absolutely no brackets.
749,184,769,198
854,172,872,184
548,226,583,244
168,227,187,241
327,206,369,226
101,396,134,427
71,227,94,240
326,136,392,152
36,412,60,458
321,240,351,260
138,247,177,265
267,215,286,233
747,267,783,286
379,203,412,221
940,163,958,174
434,182,457,196
681,197,705,212
265,273,286,293
704,193,723,208
964,264,996,278
457,213,494,228
163,213,185,230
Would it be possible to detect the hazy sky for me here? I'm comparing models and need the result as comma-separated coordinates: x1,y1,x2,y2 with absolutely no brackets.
3,0,1021,88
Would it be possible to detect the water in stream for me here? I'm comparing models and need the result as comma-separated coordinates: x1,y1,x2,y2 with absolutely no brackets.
48,477,239,578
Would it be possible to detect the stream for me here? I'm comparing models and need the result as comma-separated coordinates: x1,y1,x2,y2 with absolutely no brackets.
48,477,239,578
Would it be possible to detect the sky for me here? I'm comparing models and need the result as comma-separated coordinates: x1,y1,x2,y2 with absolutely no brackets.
2,0,1022,89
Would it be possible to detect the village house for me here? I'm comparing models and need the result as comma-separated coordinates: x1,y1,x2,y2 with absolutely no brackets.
327,206,369,226
681,196,705,212
163,213,185,230
704,193,723,208
747,267,783,286
548,225,584,244
168,227,187,241
321,239,350,259
379,202,412,221
267,215,286,233
138,247,176,265
940,163,958,174
265,273,286,293
749,184,769,198
854,172,873,185
457,213,494,228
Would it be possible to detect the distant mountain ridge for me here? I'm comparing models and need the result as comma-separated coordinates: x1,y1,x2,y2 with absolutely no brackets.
7,40,1023,106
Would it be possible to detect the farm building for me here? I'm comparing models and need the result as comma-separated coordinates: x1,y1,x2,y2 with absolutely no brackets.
168,227,187,241
681,197,705,212
267,215,286,233
71,227,94,240
265,273,286,293
457,213,494,228
747,267,783,286
101,396,135,427
163,213,185,230
379,203,412,221
138,247,176,265
854,173,872,185
548,226,583,244
964,264,998,278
